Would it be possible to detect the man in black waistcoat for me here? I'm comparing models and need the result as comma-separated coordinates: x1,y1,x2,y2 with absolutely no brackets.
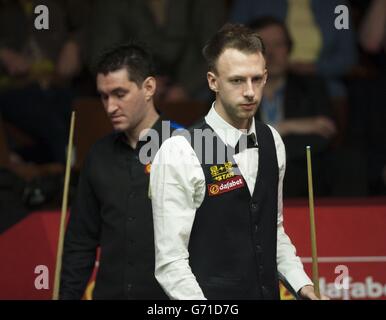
150,24,328,300
59,42,178,299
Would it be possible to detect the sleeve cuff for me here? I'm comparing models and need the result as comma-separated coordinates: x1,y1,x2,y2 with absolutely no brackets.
284,268,314,293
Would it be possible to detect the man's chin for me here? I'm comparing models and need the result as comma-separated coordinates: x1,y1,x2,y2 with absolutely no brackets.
112,123,129,132
239,107,257,118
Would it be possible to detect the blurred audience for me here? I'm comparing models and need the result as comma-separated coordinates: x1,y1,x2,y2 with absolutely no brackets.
0,0,87,165
349,0,386,195
359,0,386,55
86,0,226,104
0,0,384,198
250,17,338,197
230,0,358,99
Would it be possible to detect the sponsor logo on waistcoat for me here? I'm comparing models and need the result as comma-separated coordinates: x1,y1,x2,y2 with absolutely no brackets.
208,176,245,196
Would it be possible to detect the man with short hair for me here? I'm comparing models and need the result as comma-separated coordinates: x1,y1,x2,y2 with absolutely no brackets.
150,24,328,300
60,42,178,299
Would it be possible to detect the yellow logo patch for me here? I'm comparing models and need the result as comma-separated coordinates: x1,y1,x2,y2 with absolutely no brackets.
210,161,235,182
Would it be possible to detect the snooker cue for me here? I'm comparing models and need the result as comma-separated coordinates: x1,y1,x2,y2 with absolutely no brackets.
306,146,321,298
52,111,76,300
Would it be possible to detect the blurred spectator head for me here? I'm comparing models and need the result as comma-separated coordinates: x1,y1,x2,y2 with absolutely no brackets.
249,16,293,78
202,23,265,73
95,41,155,87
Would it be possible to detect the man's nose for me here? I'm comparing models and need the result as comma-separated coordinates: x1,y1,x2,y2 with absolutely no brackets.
243,79,255,99
105,97,118,115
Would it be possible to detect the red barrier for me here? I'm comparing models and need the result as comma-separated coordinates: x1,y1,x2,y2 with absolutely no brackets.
284,198,386,300
0,198,385,300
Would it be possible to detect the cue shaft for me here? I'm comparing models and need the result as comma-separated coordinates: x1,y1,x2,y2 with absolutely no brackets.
53,111,75,300
306,146,320,298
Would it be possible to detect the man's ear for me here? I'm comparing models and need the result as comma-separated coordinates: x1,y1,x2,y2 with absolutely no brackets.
142,76,156,100
263,69,268,85
207,71,218,93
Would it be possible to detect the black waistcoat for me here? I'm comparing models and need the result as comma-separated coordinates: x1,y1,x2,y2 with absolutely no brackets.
186,120,280,300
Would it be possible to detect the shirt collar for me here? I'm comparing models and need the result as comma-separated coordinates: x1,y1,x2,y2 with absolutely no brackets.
205,102,257,148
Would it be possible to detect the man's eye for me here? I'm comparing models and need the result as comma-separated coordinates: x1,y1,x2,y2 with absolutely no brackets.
231,79,242,84
116,92,126,98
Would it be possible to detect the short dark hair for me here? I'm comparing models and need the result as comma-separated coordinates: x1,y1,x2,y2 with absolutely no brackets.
202,23,265,73
95,41,155,86
248,16,293,53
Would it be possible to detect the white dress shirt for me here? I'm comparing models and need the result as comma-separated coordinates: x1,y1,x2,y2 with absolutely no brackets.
150,104,312,300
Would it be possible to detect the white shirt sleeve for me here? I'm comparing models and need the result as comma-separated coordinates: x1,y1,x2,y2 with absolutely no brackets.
269,125,313,293
150,136,207,300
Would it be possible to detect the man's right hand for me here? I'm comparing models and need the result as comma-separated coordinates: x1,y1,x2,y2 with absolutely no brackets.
299,285,330,300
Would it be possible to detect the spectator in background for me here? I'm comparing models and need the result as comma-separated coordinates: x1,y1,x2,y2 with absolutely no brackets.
356,0,386,194
87,0,226,103
230,0,358,99
0,0,85,164
250,17,336,197
359,0,386,54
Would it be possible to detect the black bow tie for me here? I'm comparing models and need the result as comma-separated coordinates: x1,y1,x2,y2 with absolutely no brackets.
235,133,257,153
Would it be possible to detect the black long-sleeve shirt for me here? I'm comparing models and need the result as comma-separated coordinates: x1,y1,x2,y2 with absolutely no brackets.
60,117,177,299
